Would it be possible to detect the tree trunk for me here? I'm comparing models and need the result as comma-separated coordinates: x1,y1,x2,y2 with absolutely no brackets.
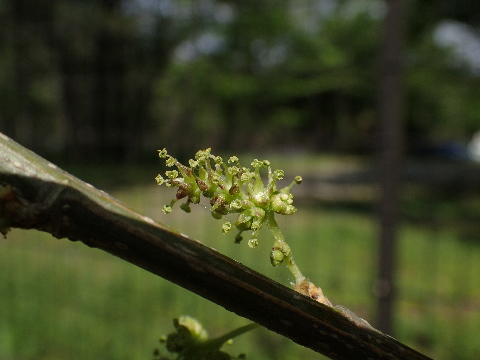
376,0,406,334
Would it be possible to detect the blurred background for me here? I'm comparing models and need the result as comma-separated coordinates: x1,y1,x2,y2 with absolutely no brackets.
1,0,480,359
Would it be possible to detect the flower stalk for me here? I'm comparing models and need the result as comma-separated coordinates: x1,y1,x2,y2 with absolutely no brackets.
155,148,331,305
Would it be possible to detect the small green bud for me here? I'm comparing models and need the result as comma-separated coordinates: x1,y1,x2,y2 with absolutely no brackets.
195,148,211,161
235,211,253,231
222,222,232,234
157,148,168,158
162,205,172,214
189,188,202,204
240,169,254,182
294,176,302,184
209,170,221,183
251,220,261,231
271,193,297,215
251,206,265,219
253,191,269,205
165,170,179,179
270,249,284,266
165,156,176,167
230,199,243,210
228,166,240,175
251,159,264,168
228,156,239,163
176,316,208,341
248,239,259,248
155,174,165,185
273,169,284,180
283,205,296,215
211,211,223,220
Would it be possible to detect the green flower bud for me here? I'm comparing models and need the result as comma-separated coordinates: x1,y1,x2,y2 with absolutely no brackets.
157,148,168,158
273,169,284,180
253,191,269,205
162,205,172,214
240,170,254,182
195,148,211,161
228,166,240,176
251,220,261,232
222,222,232,234
176,316,208,341
189,188,202,204
165,156,176,167
251,206,265,219
283,205,297,215
155,174,165,185
235,211,253,231
270,249,284,267
248,239,259,248
230,199,243,210
251,159,263,168
271,193,297,215
211,211,223,220
166,170,179,179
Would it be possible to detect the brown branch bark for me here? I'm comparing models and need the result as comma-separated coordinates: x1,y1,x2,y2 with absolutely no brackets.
0,132,431,360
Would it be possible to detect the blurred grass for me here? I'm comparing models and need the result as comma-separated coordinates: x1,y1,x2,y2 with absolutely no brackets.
1,159,480,359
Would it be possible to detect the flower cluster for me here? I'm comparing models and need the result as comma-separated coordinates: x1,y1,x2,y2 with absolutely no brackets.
155,148,302,248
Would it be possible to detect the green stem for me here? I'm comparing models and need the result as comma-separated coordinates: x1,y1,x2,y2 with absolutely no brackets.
182,322,260,358
201,323,261,350
265,211,305,285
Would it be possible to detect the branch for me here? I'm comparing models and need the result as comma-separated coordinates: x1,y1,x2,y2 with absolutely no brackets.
0,133,431,360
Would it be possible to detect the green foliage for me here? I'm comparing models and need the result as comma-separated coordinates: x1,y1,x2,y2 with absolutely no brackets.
2,0,480,160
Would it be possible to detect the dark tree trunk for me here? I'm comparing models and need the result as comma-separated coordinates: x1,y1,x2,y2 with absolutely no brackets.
376,0,406,334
